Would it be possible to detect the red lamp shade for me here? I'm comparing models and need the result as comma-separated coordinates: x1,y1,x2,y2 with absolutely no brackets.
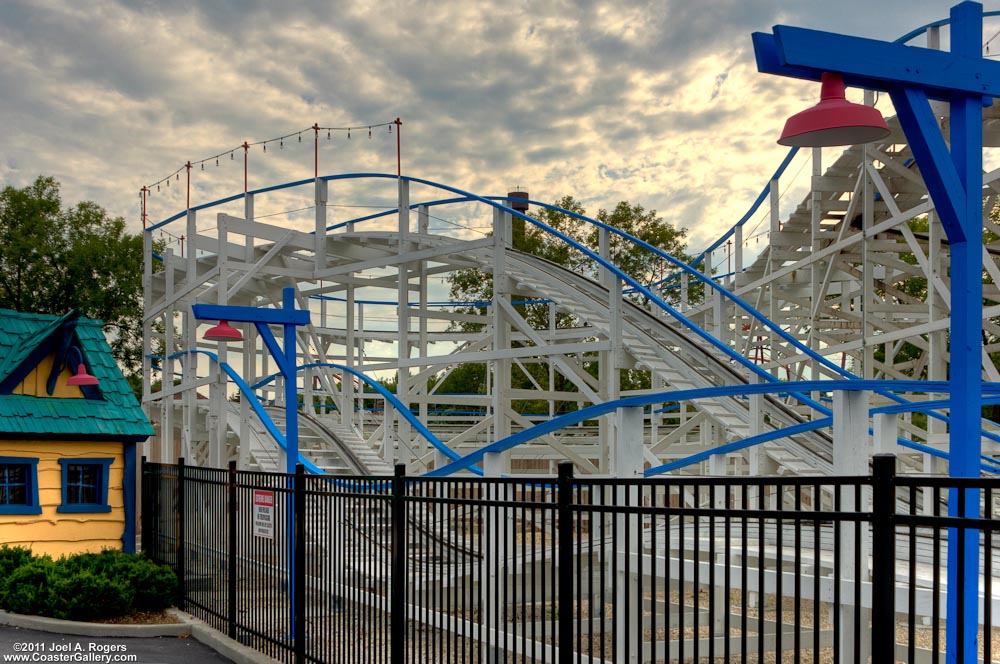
204,320,244,342
66,364,99,387
779,72,890,147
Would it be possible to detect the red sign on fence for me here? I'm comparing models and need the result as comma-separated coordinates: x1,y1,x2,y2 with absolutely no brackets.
253,489,274,539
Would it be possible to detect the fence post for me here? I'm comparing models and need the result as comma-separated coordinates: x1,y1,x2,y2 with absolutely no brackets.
871,454,896,663
228,460,238,640
140,456,148,556
176,457,185,610
391,464,407,664
294,464,306,664
557,462,574,664
147,458,161,561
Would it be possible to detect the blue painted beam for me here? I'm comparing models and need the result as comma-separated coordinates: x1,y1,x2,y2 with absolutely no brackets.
754,24,1000,98
889,86,967,241
192,303,310,326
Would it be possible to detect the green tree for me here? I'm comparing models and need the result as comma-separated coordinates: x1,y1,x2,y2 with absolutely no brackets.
446,196,693,410
0,176,150,380
449,196,693,329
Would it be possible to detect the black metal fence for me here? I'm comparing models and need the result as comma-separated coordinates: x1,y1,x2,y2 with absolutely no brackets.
141,455,1000,663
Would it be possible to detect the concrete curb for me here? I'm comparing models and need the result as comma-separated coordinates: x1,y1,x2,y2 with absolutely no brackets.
185,620,280,664
0,609,278,664
0,609,190,638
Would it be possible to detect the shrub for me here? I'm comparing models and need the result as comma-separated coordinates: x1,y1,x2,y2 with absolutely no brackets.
60,549,122,576
55,570,134,621
116,555,177,611
0,545,34,588
0,548,177,619
2,558,63,619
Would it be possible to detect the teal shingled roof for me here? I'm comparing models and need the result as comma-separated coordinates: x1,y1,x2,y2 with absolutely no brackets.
0,309,154,441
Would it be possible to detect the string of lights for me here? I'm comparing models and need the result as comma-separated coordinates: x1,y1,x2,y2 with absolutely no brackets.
143,120,398,194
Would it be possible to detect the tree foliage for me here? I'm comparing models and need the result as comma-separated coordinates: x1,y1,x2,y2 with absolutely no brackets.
0,176,149,377
449,196,693,330
445,196,693,410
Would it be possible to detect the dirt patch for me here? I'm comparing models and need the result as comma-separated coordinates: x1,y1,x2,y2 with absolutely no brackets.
89,610,180,625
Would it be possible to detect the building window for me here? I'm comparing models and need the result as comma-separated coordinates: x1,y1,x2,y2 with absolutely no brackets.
58,458,113,513
0,457,41,515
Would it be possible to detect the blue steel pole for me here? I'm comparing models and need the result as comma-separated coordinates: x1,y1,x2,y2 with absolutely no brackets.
191,287,309,644
284,286,299,474
283,286,300,642
751,5,994,659
946,4,983,661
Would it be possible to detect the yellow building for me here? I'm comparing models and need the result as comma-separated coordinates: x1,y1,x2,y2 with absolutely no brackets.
0,310,153,557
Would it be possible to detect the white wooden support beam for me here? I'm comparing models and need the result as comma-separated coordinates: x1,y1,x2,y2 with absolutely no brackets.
704,249,714,338
833,389,870,473
315,178,327,272
186,209,197,287
769,177,780,240
710,425,727,634
183,208,198,465
397,179,412,465
493,207,512,446
874,412,898,456
926,209,947,507
342,284,355,426
211,214,230,468
734,223,743,283
239,316,255,470
483,451,507,663
599,227,621,472
810,147,823,411
861,135,875,381
382,401,395,465
549,303,556,420
162,249,177,464
614,406,643,664
418,205,430,445
712,287,725,346
767,179,781,380
746,374,769,610
833,388,870,663
303,366,314,415
747,372,765,475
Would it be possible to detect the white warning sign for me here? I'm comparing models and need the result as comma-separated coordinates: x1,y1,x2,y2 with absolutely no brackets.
253,489,275,539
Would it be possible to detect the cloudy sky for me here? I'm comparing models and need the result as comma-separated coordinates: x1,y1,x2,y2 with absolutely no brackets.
0,0,990,258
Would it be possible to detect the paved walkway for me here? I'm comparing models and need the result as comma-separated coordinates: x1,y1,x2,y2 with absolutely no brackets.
0,624,233,663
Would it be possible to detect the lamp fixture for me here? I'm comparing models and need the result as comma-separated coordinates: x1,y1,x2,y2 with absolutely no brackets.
778,72,890,147
66,364,99,387
65,347,99,387
204,320,244,342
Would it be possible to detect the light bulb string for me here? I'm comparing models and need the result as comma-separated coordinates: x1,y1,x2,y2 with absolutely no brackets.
142,120,397,193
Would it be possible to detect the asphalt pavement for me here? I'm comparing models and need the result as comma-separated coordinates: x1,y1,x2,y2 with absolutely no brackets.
0,624,234,663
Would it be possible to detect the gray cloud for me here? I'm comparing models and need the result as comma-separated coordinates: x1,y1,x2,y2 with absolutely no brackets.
0,0,985,258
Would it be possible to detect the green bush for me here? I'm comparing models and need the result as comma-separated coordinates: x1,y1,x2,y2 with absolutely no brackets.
0,549,176,620
60,549,122,576
2,558,63,619
0,546,34,586
55,570,135,621
116,555,177,611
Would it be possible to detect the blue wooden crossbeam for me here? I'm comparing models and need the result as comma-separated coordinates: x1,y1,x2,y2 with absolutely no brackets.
191,303,310,326
753,25,1000,98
